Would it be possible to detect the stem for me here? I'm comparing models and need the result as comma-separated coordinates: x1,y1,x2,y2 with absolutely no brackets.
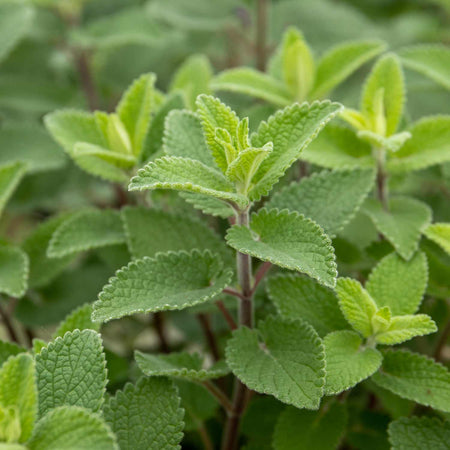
252,261,272,294
197,313,221,361
215,300,237,330
255,0,268,71
0,302,20,344
153,312,170,353
202,381,233,414
197,423,214,450
375,147,388,211
74,49,99,111
223,287,245,300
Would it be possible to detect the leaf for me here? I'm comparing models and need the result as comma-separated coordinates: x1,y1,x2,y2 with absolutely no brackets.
211,68,291,106
128,156,247,207
324,330,382,395
92,250,233,323
0,162,27,218
27,406,118,450
399,45,450,90
0,341,26,368
35,330,107,417
335,278,377,337
372,349,450,412
0,354,36,443
0,245,28,298
266,274,348,337
135,351,229,380
363,197,432,260
47,209,126,258
389,416,450,450
311,40,387,99
273,402,347,450
53,304,100,339
103,377,184,450
225,316,325,409
250,101,343,199
365,251,428,315
424,223,450,255
179,192,234,218
226,208,337,288
267,168,375,237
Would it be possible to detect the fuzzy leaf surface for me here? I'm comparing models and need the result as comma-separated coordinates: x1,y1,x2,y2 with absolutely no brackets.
53,304,99,339
0,162,27,218
0,245,28,298
424,223,450,255
179,192,234,218
0,341,26,367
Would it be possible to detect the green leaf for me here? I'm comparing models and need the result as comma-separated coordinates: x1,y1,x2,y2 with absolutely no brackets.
267,168,375,237
53,304,100,339
179,192,234,218
35,330,107,417
116,73,156,157
363,197,432,260
47,209,125,258
128,156,247,207
226,316,325,409
0,341,26,368
311,40,387,99
365,251,428,315
226,208,337,288
92,250,233,323
0,245,28,298
399,45,450,90
372,350,450,412
273,402,347,450
324,330,382,395
0,162,27,218
103,377,184,450
211,68,291,106
27,406,118,450
135,351,229,380
424,223,450,255
250,101,343,199
389,416,450,450
335,278,377,337
0,354,37,443
266,275,348,337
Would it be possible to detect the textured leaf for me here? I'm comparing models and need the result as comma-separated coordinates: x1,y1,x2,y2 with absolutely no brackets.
226,208,337,288
0,341,26,368
103,377,184,450
389,416,450,450
179,192,234,218
225,316,325,409
0,245,28,298
273,402,347,450
0,353,36,443
135,351,229,380
363,197,432,260
249,101,343,200
267,168,375,236
324,330,382,395
53,304,99,339
48,209,125,258
266,275,348,337
335,278,377,337
211,68,291,106
366,251,428,315
0,162,27,218
311,40,387,99
36,330,107,417
28,406,118,450
424,223,450,255
92,250,233,323
372,350,450,412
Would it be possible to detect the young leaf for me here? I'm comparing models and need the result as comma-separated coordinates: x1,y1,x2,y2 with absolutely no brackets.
266,274,348,337
226,209,337,288
35,330,107,417
53,304,99,339
226,316,325,409
103,377,184,450
0,245,28,298
47,209,126,258
0,354,36,443
92,250,233,323
267,168,375,237
372,350,450,412
423,223,450,255
324,330,382,395
335,278,377,337
0,341,26,367
365,251,428,315
0,162,27,218
363,197,432,260
27,406,118,450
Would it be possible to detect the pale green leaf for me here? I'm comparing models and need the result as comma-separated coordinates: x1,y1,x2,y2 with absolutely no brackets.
366,251,428,315
27,406,118,450
266,275,348,337
48,209,125,258
0,245,28,298
92,250,233,323
357,130,411,154
324,330,382,395
372,350,450,412
36,330,107,417
363,197,432,260
0,162,27,218
53,304,99,339
226,316,325,409
179,192,234,218
424,223,450,255
267,168,375,237
0,341,26,368
226,208,337,288
103,377,184,450
31,340,46,356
